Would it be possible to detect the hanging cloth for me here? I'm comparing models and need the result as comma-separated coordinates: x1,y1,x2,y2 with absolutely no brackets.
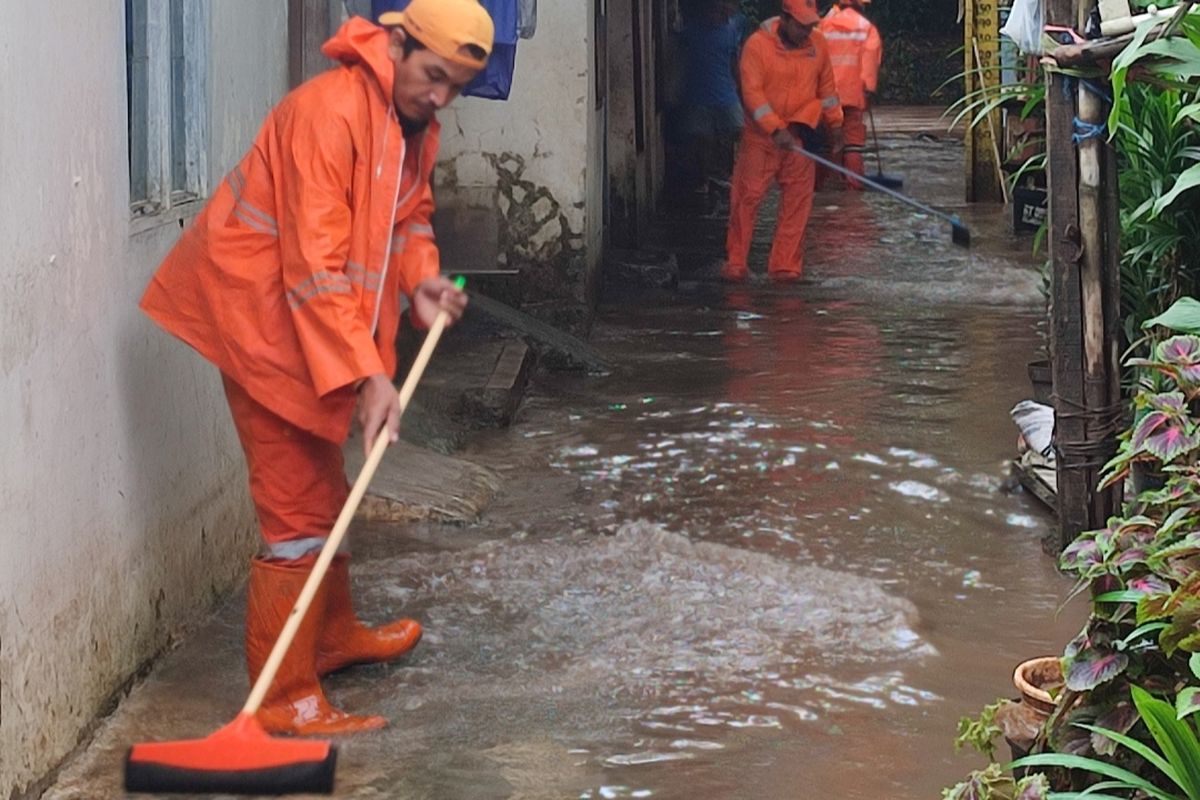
370,0,408,22
518,0,537,38
464,0,519,100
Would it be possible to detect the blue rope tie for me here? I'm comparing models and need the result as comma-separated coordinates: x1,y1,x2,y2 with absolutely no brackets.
1081,78,1113,104
1073,118,1107,144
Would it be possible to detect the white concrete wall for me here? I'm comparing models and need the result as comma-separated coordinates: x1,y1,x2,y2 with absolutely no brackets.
0,3,287,797
434,0,602,310
586,0,606,303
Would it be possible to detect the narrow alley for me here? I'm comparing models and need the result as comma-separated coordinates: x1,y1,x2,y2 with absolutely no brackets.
41,114,1080,800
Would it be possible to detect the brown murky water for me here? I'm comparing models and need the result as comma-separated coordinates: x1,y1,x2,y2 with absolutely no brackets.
43,134,1083,800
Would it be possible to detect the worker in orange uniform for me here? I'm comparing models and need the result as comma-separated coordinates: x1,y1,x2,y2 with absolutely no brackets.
139,0,492,735
721,0,844,284
819,0,882,189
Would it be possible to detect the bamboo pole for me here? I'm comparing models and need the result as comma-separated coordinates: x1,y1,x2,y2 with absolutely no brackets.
973,37,1012,205
1077,82,1119,526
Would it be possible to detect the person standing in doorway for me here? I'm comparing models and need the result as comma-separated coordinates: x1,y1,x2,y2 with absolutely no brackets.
676,0,746,200
139,0,492,735
819,0,882,189
721,0,843,284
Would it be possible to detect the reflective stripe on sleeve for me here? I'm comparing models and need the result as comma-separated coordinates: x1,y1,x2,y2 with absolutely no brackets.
286,270,353,310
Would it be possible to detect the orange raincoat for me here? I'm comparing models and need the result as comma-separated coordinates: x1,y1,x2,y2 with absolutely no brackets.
140,17,440,444
818,7,881,187
741,19,844,138
819,5,881,111
725,19,842,278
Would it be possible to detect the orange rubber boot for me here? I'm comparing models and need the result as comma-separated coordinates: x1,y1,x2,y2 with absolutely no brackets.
245,557,387,735
316,556,422,676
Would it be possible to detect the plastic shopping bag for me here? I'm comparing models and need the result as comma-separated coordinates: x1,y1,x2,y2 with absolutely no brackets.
1000,0,1045,55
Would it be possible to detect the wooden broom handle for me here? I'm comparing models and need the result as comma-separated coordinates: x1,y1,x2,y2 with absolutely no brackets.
244,301,456,716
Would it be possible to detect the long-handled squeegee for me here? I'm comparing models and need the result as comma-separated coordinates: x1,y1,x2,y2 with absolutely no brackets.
789,144,971,248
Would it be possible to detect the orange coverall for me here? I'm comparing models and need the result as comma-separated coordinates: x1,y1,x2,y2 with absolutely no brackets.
725,19,843,280
819,5,882,187
140,18,440,554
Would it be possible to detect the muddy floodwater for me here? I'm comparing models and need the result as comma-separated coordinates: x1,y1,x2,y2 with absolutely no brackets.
44,134,1084,800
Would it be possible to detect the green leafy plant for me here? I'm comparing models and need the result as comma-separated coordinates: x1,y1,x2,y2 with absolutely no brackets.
1112,84,1200,348
1012,685,1200,799
944,317,1200,798
943,764,1050,800
957,699,1009,760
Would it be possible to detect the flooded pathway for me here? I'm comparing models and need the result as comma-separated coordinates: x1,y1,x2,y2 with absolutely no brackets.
44,131,1083,799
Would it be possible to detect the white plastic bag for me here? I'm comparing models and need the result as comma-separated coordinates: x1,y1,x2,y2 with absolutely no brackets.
1000,0,1046,56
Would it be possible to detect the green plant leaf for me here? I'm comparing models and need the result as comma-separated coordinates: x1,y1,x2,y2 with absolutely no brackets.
1077,722,1179,788
1092,702,1140,756
1097,589,1154,604
1190,652,1200,679
1150,536,1200,584
1155,162,1200,217
1144,298,1200,334
1062,538,1105,574
1178,687,1200,721
1132,684,1200,798
1046,794,1138,800
954,699,1005,759
1140,593,1176,624
1130,575,1173,598
1010,753,1174,800
1157,336,1200,393
1161,598,1200,655
1119,621,1171,649
1065,647,1130,691
1177,102,1200,124
943,762,1014,800
1014,774,1049,800
1131,392,1200,462
1114,547,1151,573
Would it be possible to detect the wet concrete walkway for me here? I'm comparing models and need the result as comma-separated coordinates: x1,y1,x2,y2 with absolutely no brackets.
44,120,1082,799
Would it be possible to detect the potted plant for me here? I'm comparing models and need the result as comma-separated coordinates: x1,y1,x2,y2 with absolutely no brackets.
1014,657,1063,718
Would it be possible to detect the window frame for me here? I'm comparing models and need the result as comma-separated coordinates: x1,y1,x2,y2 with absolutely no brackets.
127,0,210,231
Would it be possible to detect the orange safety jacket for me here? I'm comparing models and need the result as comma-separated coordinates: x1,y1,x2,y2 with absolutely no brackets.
140,18,440,443
819,6,882,110
740,17,844,138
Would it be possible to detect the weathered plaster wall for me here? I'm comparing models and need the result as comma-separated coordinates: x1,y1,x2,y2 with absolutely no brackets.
434,0,601,324
0,3,286,797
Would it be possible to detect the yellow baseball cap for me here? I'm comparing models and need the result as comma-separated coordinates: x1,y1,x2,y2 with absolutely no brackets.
783,0,821,24
378,0,495,70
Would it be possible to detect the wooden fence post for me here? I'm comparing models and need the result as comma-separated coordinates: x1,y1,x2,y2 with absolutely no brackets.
1044,0,1124,550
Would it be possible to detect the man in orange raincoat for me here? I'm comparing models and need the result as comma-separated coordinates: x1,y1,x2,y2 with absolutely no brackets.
140,0,492,735
721,0,844,283
819,0,882,188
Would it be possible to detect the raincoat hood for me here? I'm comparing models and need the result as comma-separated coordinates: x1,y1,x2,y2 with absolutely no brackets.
321,17,397,102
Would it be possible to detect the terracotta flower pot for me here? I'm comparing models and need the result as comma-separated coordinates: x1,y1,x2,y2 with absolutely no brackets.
1013,656,1063,716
